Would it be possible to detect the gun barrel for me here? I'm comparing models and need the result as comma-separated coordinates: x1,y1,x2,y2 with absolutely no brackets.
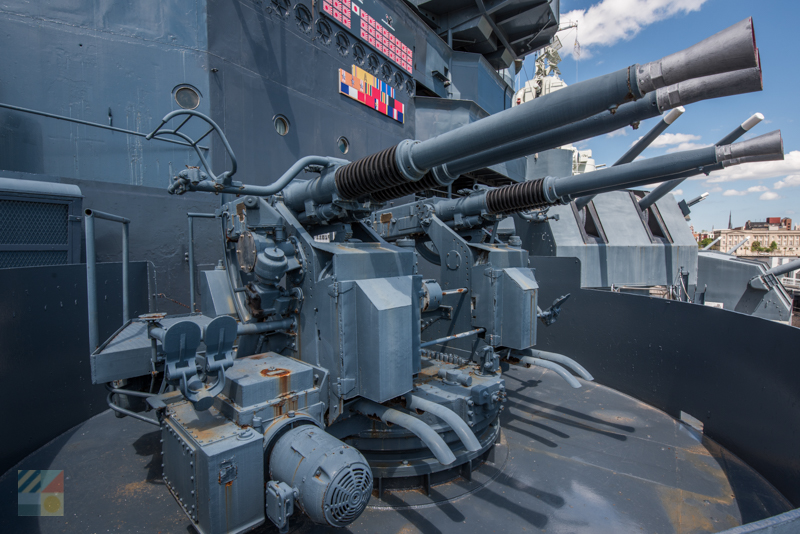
728,237,750,254
328,20,760,203
587,112,767,211
765,258,800,278
575,106,685,211
433,131,782,220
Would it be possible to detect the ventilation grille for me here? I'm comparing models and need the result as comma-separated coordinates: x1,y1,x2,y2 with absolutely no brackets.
0,200,69,245
0,198,72,269
0,250,69,268
325,463,372,527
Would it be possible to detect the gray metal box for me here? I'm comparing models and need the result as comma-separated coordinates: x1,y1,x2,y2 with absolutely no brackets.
201,268,237,317
353,276,416,402
164,401,265,534
499,267,539,349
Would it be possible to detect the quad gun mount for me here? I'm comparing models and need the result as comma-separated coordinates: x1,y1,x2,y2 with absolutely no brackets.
85,18,785,534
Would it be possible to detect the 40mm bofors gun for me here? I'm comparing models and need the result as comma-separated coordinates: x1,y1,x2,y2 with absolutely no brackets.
90,18,783,534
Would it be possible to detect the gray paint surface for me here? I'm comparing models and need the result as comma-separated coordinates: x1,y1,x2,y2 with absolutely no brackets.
0,261,150,476
532,256,800,507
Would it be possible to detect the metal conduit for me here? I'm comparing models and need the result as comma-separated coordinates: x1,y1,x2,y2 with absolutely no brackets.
521,357,582,389
406,394,482,452
526,349,594,381
353,399,457,465
420,328,485,348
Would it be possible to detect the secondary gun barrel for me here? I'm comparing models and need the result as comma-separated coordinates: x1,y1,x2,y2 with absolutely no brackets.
370,66,762,203
290,18,759,209
574,106,686,211
728,237,751,254
764,258,800,278
430,131,782,221
636,112,765,210
686,192,709,207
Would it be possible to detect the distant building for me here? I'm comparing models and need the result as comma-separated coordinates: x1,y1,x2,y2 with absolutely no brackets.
711,216,800,256
690,226,714,243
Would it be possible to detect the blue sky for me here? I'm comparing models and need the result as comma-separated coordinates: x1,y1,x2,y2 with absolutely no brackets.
516,0,800,232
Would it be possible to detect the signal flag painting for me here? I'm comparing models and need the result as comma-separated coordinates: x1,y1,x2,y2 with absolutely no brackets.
18,470,64,516
339,66,404,124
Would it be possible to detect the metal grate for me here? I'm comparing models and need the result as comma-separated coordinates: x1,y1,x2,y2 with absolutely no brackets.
0,199,69,245
0,250,69,268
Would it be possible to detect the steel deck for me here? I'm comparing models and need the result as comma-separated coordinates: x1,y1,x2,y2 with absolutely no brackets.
1,366,791,534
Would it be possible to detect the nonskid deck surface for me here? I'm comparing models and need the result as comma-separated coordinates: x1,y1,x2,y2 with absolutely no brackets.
1,366,791,534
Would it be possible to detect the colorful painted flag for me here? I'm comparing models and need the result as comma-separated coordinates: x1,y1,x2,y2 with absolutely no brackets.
339,68,404,123
18,470,64,516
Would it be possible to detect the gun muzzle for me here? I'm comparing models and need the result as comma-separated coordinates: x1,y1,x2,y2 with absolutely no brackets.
370,66,762,204
328,19,760,202
431,131,782,220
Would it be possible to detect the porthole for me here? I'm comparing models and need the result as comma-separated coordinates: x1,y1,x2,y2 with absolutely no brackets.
393,71,404,89
366,54,379,74
295,4,312,33
380,63,393,83
316,19,332,45
352,43,366,65
173,85,201,110
337,136,350,154
271,0,290,17
273,115,290,136
335,32,350,57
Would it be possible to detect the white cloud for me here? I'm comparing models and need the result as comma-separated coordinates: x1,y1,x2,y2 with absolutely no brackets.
665,142,712,154
630,132,701,149
774,175,800,189
606,129,628,138
760,191,780,200
698,151,800,184
560,0,709,59
673,189,683,196
722,185,770,197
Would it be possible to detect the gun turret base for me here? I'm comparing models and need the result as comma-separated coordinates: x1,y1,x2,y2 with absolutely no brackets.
5,365,790,533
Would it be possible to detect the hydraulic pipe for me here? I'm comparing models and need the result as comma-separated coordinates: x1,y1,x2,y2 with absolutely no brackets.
635,112,765,210
406,394,482,452
354,399,457,465
420,328,485,348
521,357,582,389
237,318,295,336
575,106,686,211
526,349,594,381
764,258,800,277
171,156,349,198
